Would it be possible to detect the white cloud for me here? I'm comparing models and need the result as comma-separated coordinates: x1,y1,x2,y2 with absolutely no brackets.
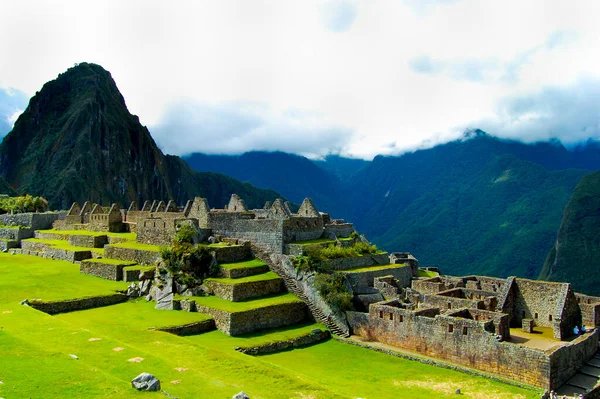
151,100,354,159
1,0,599,159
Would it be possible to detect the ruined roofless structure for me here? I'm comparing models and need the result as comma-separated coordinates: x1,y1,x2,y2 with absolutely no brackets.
58,195,354,251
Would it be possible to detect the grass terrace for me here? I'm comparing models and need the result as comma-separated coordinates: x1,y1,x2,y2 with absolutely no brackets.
293,237,354,246
179,292,303,313
219,258,267,270
36,229,137,241
343,263,409,273
106,241,162,252
0,252,541,398
0,253,128,302
418,269,440,278
83,258,136,266
122,265,154,272
205,271,281,285
21,238,105,255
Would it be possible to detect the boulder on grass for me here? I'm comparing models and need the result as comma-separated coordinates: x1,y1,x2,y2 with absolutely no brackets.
131,372,160,391
233,392,250,399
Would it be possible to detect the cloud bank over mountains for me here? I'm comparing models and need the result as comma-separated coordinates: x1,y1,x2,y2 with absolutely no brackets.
2,1,600,159
0,88,28,139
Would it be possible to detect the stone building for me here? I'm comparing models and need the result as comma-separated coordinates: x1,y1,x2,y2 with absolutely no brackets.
347,274,596,390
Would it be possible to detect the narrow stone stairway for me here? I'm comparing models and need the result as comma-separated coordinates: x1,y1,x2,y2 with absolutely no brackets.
252,245,350,337
556,351,600,397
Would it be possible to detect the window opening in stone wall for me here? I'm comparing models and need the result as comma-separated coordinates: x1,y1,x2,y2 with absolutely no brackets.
534,313,538,319
389,313,393,321
462,327,468,335
577,297,581,303
379,311,383,318
448,324,454,333
447,303,452,309
549,314,552,321
399,315,403,322
522,311,525,318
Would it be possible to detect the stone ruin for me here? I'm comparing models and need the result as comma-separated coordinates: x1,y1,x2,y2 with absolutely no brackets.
56,195,354,250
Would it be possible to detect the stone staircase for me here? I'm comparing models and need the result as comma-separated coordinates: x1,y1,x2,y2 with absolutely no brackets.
252,245,350,337
556,351,600,397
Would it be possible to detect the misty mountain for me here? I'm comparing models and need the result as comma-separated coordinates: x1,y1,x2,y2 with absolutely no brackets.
0,63,281,209
185,132,600,285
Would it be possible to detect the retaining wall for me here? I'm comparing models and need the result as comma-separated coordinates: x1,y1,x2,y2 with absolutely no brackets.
104,246,161,266
29,293,127,314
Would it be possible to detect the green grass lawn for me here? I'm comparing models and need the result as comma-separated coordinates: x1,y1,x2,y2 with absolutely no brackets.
22,238,105,255
205,271,281,285
0,253,541,399
122,265,154,272
0,253,127,302
219,258,267,270
182,292,303,313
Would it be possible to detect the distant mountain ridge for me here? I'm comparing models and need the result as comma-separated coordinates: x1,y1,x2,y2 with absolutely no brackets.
184,132,600,285
0,63,281,209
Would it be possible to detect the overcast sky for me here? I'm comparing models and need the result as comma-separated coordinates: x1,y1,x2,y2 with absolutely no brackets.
1,0,599,159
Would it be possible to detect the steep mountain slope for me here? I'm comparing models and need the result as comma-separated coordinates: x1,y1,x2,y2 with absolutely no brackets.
0,63,280,209
184,151,349,217
540,171,600,295
0,175,16,196
312,154,369,183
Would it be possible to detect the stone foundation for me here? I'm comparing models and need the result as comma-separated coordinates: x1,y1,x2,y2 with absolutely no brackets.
321,253,390,271
80,259,137,281
195,301,308,336
218,264,270,279
205,278,283,302
104,245,161,266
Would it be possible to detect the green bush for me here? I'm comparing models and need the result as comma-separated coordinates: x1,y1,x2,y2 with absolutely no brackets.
174,224,196,245
160,242,212,287
314,272,353,312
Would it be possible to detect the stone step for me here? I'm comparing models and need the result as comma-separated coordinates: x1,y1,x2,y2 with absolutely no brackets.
581,365,600,378
587,358,600,368
205,272,284,302
555,383,587,397
565,373,599,390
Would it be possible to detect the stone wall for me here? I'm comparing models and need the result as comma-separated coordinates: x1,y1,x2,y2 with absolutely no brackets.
345,265,413,295
324,223,354,238
321,253,390,271
0,212,61,229
151,319,216,336
210,244,252,263
29,293,128,315
195,301,308,336
0,226,33,240
347,303,555,389
576,293,600,326
205,278,283,302
236,330,330,355
548,329,600,389
80,259,136,281
104,246,161,266
69,234,108,248
209,214,285,254
422,293,485,311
